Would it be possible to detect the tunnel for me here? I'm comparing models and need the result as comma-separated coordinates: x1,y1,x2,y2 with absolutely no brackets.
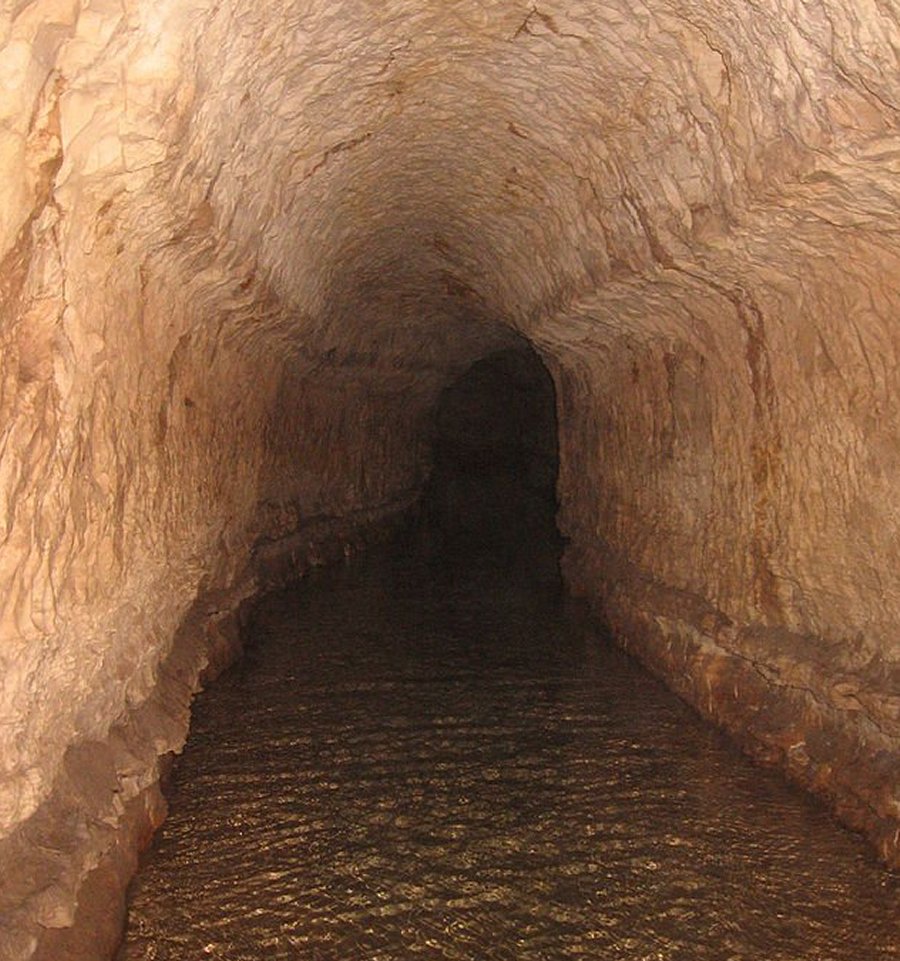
417,343,561,565
1,0,899,956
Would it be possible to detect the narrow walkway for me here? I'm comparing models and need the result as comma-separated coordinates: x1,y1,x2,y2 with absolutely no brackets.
120,548,898,960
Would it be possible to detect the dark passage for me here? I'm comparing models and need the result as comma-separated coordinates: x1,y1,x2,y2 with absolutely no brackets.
417,345,562,569
117,347,898,959
119,547,898,960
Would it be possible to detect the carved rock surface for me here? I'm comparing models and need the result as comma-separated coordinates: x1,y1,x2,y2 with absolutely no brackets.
0,0,898,955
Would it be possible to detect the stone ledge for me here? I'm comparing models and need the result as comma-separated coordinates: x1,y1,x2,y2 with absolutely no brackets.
564,546,900,870
251,495,418,592
0,501,414,961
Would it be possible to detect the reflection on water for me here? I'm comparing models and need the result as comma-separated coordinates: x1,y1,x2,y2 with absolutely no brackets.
120,548,898,960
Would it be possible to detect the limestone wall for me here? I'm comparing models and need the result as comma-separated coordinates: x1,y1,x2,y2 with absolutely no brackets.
547,227,900,863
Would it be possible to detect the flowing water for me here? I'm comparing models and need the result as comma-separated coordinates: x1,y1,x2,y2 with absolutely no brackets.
120,546,898,960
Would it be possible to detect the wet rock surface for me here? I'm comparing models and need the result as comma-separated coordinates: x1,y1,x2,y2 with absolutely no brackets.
120,548,898,960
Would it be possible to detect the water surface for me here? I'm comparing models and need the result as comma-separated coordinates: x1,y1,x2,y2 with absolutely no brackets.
120,549,898,960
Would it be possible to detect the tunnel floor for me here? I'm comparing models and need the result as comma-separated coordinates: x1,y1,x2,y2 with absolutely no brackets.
119,544,898,960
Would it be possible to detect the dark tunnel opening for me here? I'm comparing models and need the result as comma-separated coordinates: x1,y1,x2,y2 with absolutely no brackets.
414,345,564,576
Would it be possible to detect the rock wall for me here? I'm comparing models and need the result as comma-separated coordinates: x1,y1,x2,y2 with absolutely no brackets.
1,0,899,955
546,230,900,864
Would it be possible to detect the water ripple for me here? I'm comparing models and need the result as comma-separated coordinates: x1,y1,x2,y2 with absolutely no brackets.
120,552,898,960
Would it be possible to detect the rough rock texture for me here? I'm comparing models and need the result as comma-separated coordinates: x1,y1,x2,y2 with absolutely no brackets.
0,0,898,955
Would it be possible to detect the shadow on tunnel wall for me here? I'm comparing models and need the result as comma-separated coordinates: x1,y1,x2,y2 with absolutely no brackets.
410,345,564,581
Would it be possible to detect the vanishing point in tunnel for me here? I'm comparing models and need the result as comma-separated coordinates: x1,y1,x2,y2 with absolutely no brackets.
0,0,898,957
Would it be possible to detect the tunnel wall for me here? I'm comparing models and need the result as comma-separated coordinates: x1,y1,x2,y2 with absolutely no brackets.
0,207,428,956
0,231,426,960
0,6,432,955
545,232,900,866
0,270,425,958
253,367,430,586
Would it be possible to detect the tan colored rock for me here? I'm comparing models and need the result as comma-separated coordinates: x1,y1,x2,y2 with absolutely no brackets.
0,0,898,954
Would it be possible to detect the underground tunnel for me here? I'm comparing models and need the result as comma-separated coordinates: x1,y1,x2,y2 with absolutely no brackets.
1,0,899,957
417,344,562,564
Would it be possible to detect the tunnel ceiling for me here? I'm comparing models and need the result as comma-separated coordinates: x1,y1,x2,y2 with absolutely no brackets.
5,0,899,382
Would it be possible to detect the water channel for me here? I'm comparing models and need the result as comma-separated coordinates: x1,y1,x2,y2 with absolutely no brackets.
119,543,898,960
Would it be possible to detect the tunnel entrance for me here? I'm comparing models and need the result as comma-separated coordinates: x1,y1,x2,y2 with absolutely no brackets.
416,345,562,571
